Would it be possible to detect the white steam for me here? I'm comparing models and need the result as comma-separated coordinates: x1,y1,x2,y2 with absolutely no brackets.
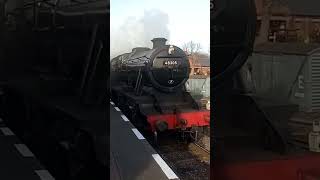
110,9,170,59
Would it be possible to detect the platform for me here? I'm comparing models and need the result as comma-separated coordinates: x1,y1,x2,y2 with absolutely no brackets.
110,100,179,180
0,117,55,180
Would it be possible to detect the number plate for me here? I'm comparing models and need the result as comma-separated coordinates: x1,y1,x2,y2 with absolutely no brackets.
164,60,178,65
163,59,180,67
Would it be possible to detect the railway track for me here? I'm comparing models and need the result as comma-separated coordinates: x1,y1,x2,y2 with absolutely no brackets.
152,133,210,180
120,108,210,179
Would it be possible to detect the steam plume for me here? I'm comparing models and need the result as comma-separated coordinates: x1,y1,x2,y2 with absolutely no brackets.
111,9,170,58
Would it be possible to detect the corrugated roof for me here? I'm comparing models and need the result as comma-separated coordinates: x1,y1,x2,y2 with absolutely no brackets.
288,0,320,16
254,42,320,55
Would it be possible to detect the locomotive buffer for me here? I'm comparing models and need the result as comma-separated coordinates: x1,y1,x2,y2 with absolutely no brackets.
110,100,179,180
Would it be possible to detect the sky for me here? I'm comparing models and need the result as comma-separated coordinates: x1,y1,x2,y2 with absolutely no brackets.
110,0,210,58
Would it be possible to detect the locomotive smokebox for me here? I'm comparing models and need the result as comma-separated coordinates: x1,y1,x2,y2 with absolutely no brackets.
151,38,167,49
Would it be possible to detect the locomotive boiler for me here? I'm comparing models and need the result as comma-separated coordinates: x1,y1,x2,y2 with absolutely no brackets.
110,38,210,140
111,38,190,92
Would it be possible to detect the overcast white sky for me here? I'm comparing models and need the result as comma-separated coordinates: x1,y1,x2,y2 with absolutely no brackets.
110,0,210,58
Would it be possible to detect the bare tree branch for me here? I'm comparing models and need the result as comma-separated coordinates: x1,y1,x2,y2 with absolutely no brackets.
182,41,206,72
182,41,202,55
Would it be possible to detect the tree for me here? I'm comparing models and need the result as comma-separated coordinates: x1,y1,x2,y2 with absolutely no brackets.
182,41,202,55
182,41,202,69
182,41,210,75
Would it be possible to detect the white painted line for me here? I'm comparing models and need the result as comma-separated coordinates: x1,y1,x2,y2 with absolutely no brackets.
35,170,55,180
114,107,121,111
110,101,115,105
14,144,34,157
0,127,15,136
121,115,129,122
131,128,145,140
152,154,179,180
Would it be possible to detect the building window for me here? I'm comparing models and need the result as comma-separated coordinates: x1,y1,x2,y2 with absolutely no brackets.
295,21,303,42
269,20,287,42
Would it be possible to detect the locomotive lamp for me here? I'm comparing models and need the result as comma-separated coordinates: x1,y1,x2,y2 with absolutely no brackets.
206,101,210,110
168,45,175,55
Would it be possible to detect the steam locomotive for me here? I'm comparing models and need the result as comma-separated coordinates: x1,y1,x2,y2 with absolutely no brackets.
110,38,210,140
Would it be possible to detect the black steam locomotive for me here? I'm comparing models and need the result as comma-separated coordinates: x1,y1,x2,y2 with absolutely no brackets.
111,38,190,92
111,38,210,140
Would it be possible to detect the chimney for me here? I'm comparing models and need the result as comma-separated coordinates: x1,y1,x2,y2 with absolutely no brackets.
151,38,167,49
